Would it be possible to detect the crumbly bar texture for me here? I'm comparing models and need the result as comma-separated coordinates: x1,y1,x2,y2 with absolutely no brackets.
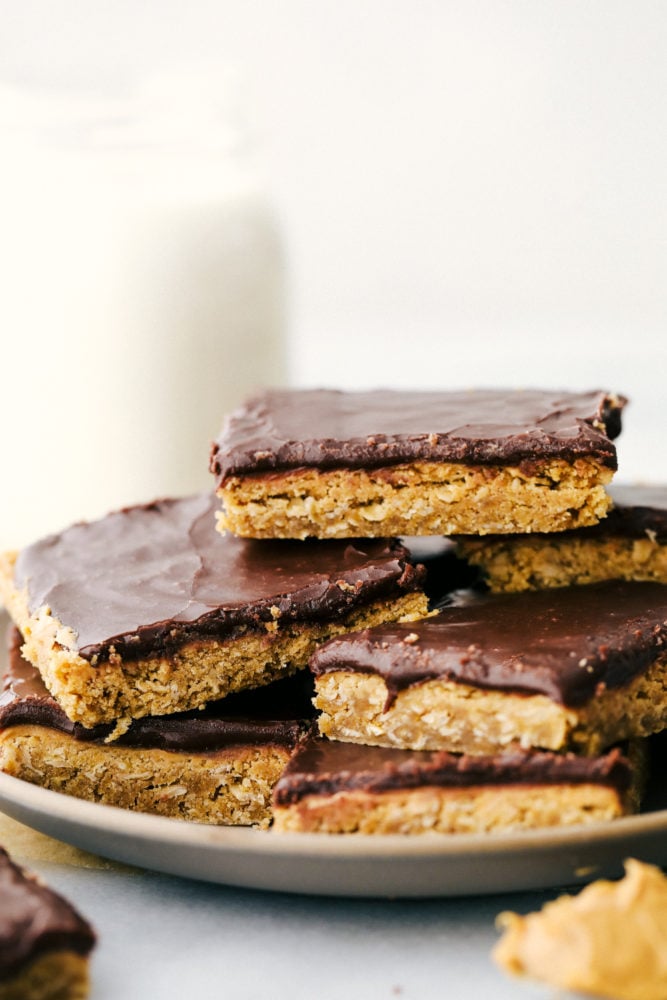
273,781,630,835
0,951,90,1000
494,859,667,1000
0,550,426,729
458,533,667,592
0,726,291,827
217,457,614,540
0,846,95,1000
315,652,667,757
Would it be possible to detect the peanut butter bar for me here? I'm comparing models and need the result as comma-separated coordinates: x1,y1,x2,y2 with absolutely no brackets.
0,494,427,729
0,629,310,827
312,582,667,756
210,388,626,539
457,484,667,592
272,736,642,834
0,845,95,999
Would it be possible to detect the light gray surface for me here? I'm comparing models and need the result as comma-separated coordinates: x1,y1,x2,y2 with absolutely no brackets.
39,860,550,1000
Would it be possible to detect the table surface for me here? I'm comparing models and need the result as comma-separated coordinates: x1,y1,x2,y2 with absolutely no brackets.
1,813,555,1000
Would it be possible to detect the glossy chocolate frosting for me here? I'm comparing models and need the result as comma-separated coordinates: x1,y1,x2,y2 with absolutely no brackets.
13,493,423,663
1,629,311,750
273,737,632,805
210,388,625,482
0,847,95,979
310,581,667,708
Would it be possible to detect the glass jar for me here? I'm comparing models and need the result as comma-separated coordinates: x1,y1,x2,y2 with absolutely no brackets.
0,72,286,549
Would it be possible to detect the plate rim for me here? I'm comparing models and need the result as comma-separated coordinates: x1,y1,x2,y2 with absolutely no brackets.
3,768,667,861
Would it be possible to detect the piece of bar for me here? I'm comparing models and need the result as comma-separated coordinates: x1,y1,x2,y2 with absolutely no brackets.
0,494,427,729
272,736,642,834
494,859,667,1000
210,388,626,539
0,629,311,827
456,483,667,592
311,581,667,756
0,845,95,999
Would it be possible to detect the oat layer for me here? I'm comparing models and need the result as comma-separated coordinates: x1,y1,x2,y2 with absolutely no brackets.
0,725,292,828
217,458,614,539
458,534,667,592
272,781,632,834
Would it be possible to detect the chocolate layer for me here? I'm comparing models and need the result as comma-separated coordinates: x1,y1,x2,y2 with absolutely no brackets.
273,737,633,805
211,388,625,482
13,493,424,663
1,628,311,750
0,846,95,980
310,581,667,709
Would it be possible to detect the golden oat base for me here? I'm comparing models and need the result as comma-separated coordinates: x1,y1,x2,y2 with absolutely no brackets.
0,725,292,827
0,551,427,729
457,534,667,592
272,782,632,835
315,653,667,756
0,950,89,1000
216,458,614,539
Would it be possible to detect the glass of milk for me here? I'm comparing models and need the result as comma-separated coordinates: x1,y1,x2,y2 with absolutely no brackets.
0,72,286,550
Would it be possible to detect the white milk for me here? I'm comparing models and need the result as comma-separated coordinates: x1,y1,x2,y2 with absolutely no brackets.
0,76,286,549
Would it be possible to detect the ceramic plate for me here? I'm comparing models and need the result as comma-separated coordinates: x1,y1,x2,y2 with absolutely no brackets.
3,769,667,897
3,610,667,898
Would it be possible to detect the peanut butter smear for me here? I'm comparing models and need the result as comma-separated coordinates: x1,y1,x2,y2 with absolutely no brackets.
494,859,667,1000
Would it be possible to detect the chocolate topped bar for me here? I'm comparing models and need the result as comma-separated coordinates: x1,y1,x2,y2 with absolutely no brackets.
0,493,427,728
1,628,310,751
0,846,95,982
271,736,641,833
211,388,625,480
12,493,423,663
273,737,633,805
211,389,626,540
311,582,667,710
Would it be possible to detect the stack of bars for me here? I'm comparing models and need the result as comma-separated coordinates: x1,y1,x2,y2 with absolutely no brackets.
1,387,667,836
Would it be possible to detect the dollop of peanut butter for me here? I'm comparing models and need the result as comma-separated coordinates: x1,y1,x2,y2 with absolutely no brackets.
494,859,667,1000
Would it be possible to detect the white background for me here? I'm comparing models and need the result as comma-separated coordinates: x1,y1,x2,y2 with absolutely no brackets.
1,0,665,486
